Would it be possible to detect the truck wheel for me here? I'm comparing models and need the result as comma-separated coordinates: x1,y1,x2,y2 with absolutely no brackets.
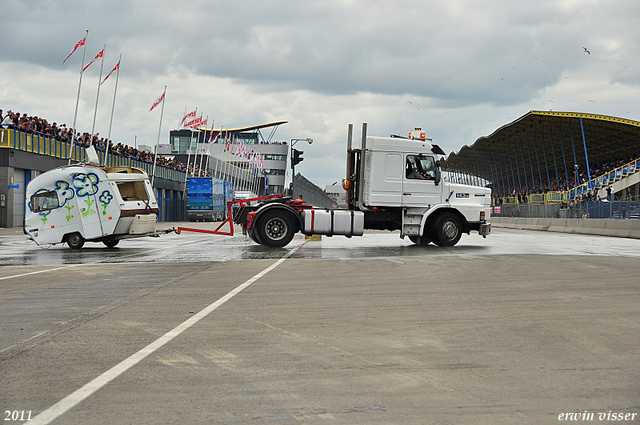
255,210,295,248
431,212,462,247
66,232,85,249
409,234,431,246
103,239,119,248
247,225,263,245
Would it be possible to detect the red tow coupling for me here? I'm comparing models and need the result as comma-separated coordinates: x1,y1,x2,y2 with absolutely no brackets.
176,194,283,236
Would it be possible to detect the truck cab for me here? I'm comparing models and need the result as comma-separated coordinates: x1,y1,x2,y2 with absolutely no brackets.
350,127,491,246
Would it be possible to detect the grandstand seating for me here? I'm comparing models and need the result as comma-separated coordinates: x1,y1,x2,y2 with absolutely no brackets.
493,156,640,206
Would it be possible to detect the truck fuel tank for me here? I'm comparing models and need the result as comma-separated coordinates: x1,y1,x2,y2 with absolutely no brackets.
303,209,364,236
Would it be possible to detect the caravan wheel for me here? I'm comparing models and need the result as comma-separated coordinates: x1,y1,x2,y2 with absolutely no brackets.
66,233,85,249
103,239,119,248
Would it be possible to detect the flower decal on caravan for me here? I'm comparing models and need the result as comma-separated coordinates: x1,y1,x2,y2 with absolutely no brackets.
99,191,113,215
73,173,100,197
55,181,75,205
73,173,100,218
55,181,76,222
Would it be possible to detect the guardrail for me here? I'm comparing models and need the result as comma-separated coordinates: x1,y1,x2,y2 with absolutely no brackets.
0,127,185,183
493,197,640,220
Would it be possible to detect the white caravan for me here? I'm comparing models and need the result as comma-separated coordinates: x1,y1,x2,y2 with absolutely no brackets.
24,157,162,249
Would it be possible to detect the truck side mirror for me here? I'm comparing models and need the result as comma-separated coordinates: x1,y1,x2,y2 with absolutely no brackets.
435,168,441,186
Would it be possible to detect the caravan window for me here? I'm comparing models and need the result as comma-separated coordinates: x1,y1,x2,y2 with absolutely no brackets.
116,181,149,201
31,191,59,213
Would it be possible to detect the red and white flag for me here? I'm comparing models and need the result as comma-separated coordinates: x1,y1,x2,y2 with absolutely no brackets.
180,110,196,127
101,59,120,85
61,36,87,65
82,48,104,72
208,126,221,143
150,91,165,112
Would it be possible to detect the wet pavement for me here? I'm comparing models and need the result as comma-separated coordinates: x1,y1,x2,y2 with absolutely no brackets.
3,223,640,267
1,225,639,424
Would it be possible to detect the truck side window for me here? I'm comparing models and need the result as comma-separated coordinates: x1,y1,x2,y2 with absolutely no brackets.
406,155,435,180
31,191,59,213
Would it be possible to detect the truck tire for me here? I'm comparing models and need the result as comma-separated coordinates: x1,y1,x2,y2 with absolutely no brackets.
247,225,263,245
66,232,85,249
409,234,431,246
255,209,295,248
431,212,462,247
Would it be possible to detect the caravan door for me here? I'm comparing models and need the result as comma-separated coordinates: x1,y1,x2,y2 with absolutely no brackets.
74,172,105,239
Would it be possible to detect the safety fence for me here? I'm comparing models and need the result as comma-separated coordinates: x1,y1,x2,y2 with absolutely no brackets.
493,196,640,220
0,127,185,183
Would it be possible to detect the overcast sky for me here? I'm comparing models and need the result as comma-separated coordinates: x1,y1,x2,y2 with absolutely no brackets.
2,0,639,187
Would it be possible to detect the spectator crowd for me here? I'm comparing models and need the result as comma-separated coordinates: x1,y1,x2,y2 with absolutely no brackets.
490,150,640,203
1,108,209,177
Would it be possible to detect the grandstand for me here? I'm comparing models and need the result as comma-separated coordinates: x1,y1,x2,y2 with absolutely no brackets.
442,111,640,216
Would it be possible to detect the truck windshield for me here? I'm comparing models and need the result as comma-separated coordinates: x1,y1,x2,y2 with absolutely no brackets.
406,155,436,180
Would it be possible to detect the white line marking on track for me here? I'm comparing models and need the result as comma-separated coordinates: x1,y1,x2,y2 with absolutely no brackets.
0,331,49,354
0,266,75,281
0,235,212,281
28,242,304,425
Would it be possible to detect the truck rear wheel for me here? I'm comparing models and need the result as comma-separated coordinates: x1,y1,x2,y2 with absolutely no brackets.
66,232,85,249
247,225,263,245
255,210,295,248
431,212,462,247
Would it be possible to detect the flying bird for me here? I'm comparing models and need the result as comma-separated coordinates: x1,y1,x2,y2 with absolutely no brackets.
583,47,590,55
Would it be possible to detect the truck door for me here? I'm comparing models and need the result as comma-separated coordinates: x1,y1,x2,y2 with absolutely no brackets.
402,154,441,207
74,173,105,239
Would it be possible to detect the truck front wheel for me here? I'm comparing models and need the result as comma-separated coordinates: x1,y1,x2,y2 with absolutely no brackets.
255,210,296,248
409,234,431,246
431,212,462,247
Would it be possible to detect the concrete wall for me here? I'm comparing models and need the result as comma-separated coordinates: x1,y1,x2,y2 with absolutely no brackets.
492,217,640,239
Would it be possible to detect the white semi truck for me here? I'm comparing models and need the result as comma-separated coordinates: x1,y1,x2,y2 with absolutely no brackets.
227,124,491,247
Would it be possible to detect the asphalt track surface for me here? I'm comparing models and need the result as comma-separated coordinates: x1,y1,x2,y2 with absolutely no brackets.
0,225,639,424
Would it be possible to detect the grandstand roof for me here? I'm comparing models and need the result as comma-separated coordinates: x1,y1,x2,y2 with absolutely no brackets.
442,111,640,191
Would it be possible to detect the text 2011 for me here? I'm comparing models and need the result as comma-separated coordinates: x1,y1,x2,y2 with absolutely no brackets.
4,411,32,421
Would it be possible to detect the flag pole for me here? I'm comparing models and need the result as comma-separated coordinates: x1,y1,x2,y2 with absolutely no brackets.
193,113,202,176
185,108,197,178
68,29,89,164
90,44,106,151
103,54,122,167
198,115,208,176
204,121,213,175
151,86,167,187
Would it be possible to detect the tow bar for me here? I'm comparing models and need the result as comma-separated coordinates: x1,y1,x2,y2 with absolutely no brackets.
175,194,283,236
